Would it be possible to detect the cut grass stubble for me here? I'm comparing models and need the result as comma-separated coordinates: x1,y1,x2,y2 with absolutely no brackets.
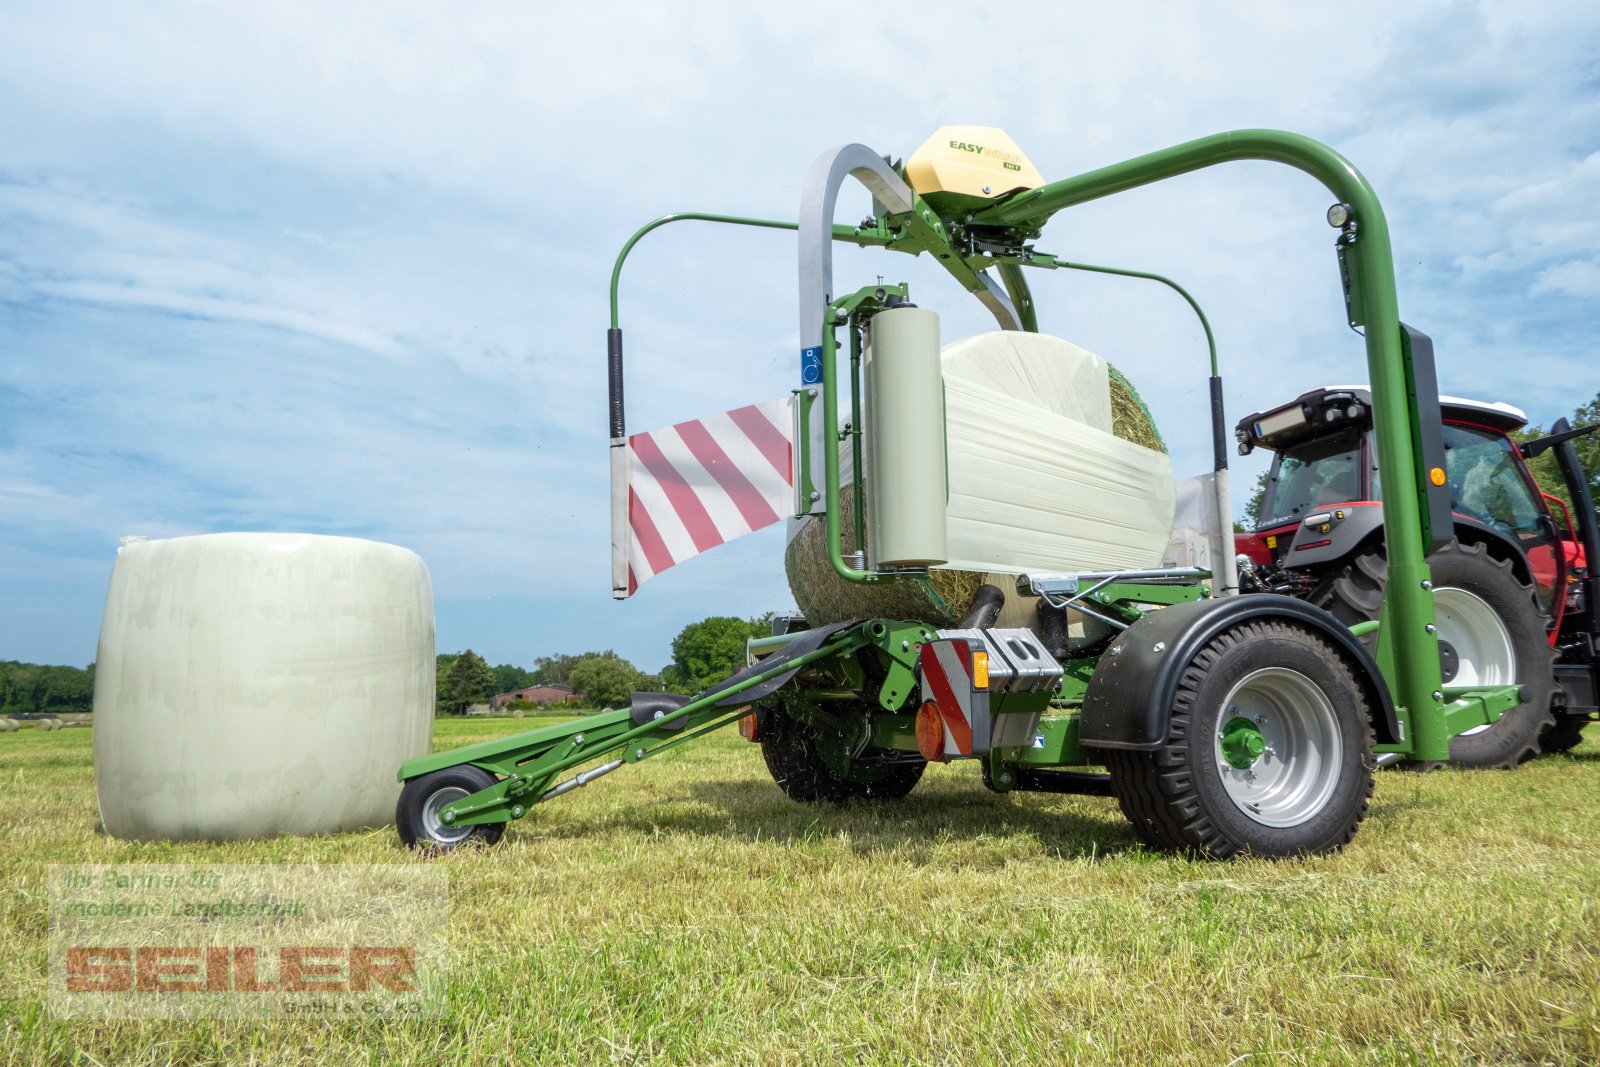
1,718,1597,1065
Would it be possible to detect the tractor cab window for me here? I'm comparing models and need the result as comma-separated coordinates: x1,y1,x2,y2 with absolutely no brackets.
1443,425,1541,534
1258,427,1365,529
1442,423,1560,612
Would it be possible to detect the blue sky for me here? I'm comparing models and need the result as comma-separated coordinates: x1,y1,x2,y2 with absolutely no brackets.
2,2,1597,673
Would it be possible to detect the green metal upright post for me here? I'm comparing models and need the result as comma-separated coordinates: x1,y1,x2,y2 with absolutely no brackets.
974,130,1445,756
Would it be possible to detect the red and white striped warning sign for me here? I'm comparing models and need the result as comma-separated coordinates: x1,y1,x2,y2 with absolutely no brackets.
918,639,990,759
613,397,793,597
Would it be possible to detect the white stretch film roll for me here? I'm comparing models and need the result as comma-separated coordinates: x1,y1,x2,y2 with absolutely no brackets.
865,306,948,567
93,533,435,841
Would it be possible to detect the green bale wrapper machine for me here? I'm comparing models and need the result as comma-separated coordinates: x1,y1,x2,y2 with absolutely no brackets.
396,127,1528,859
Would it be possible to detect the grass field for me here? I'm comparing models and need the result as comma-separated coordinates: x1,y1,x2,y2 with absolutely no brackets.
2,716,1597,1065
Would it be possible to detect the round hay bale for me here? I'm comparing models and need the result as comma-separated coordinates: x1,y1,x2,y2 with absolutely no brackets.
786,360,1164,627
0,719,15,732
34,719,54,732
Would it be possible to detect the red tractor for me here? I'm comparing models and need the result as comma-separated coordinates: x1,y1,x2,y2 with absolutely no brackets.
1234,382,1598,765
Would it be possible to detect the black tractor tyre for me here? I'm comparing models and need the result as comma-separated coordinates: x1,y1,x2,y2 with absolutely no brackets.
1312,539,1554,769
396,765,506,850
1104,619,1375,860
1539,715,1589,755
760,706,926,803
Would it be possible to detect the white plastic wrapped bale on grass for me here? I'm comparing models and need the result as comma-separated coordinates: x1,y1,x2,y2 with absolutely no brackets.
92,533,435,841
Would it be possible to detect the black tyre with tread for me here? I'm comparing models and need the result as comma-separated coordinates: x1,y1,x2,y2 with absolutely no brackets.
1539,715,1589,755
396,765,506,850
761,706,926,802
1105,619,1375,859
1313,538,1554,768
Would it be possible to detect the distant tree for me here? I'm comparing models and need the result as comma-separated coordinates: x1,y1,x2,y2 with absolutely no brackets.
41,665,94,712
533,651,593,686
0,660,95,716
441,650,493,715
661,616,768,694
1511,391,1600,522
1238,470,1269,532
567,654,646,709
1564,393,1600,509
433,654,458,716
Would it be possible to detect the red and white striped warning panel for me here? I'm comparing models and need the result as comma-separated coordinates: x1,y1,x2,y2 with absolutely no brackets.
613,396,794,597
917,638,992,760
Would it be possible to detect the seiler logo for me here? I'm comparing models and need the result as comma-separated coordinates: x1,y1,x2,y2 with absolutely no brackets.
67,945,416,993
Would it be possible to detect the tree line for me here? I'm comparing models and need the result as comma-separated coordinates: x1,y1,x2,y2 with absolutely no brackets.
435,613,772,715
1,661,95,717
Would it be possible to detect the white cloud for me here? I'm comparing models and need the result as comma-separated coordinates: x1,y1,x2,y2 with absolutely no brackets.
0,0,1596,668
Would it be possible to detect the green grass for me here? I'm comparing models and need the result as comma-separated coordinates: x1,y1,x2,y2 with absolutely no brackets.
2,718,1598,1065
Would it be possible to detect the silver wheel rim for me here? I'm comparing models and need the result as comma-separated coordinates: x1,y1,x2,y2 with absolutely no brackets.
421,785,472,844
1433,586,1517,736
1214,667,1343,828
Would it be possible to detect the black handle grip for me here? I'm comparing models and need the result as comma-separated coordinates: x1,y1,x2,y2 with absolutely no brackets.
607,328,625,439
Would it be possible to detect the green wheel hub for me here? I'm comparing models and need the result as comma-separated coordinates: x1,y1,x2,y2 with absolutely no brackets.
1220,716,1268,769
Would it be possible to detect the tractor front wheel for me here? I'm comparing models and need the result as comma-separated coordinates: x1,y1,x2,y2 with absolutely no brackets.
1105,619,1375,859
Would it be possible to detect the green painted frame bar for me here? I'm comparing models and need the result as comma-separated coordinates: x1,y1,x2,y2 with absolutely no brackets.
1040,257,1218,375
420,623,876,827
974,129,1446,758
608,213,893,329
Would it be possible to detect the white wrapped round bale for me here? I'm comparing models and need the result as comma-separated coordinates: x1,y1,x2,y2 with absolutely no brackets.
93,533,435,841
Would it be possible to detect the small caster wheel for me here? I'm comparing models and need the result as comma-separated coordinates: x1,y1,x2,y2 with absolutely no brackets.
396,766,505,850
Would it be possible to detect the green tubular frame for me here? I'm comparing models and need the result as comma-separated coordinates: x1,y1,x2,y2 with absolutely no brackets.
609,213,893,329
958,129,1460,759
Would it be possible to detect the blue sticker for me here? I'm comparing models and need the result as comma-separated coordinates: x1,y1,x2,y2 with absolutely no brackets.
800,345,822,385
1032,734,1047,749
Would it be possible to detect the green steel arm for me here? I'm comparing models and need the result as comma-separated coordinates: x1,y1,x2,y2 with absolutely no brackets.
1038,257,1218,376
975,129,1446,758
609,213,893,328
406,624,874,826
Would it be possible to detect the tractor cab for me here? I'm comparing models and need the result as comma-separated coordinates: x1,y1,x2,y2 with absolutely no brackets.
1235,385,1570,616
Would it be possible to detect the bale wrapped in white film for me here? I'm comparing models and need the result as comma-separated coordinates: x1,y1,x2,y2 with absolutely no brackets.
940,331,1114,430
942,372,1175,575
93,533,435,841
787,330,1174,623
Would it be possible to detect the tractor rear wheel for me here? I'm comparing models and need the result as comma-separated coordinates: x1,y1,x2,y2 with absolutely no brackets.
1313,539,1553,768
1539,715,1589,755
1105,619,1375,859
761,706,926,802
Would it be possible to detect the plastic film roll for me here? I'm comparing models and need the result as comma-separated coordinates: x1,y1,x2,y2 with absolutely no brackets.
865,306,947,567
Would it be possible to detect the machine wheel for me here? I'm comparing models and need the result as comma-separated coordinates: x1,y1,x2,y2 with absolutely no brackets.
1313,539,1554,768
396,765,506,850
761,706,926,802
1105,619,1375,859
1539,715,1589,755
